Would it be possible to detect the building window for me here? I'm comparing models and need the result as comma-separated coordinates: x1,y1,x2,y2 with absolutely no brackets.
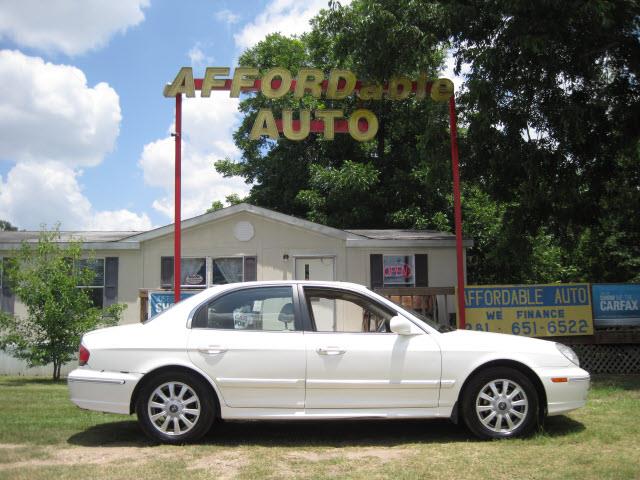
77,258,105,308
0,257,15,314
212,257,257,285
161,256,257,289
212,257,243,284
370,254,428,289
382,254,415,287
182,258,207,287
161,257,206,288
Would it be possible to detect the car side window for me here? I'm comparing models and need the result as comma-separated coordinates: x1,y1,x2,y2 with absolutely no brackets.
303,287,395,333
192,286,297,331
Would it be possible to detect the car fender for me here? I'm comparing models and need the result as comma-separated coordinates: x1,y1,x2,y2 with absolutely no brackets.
439,350,547,410
130,357,226,415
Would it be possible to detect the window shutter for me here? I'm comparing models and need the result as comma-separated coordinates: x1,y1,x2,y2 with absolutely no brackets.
244,256,257,281
1,258,14,314
103,257,119,307
415,254,428,287
370,254,383,289
161,256,174,288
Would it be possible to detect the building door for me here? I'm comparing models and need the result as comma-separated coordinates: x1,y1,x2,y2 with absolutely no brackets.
295,257,336,330
294,257,335,281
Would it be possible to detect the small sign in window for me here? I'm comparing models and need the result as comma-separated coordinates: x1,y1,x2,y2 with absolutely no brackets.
383,255,415,287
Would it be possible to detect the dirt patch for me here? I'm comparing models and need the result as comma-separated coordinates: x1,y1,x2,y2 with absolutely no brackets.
0,444,22,450
186,450,249,479
286,446,415,463
345,446,411,461
0,445,176,470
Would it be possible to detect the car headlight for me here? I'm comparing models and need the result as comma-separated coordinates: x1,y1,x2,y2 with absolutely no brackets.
556,343,580,367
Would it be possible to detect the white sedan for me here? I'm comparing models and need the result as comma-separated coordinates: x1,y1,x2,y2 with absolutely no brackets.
68,281,589,443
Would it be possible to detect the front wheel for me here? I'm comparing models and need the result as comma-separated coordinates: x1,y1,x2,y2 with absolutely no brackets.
136,371,215,444
462,367,539,439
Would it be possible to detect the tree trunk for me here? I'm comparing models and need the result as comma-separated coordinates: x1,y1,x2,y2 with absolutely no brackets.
53,360,60,381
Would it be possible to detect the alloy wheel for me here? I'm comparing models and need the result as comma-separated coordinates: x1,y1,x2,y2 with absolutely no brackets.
147,381,201,436
475,378,529,434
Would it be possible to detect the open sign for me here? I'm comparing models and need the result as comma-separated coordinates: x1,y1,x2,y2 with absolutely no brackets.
383,255,415,286
384,264,412,278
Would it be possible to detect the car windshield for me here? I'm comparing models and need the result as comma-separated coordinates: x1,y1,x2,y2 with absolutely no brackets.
386,297,454,332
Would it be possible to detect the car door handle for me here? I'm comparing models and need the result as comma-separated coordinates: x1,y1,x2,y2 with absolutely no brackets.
197,346,227,355
316,347,346,356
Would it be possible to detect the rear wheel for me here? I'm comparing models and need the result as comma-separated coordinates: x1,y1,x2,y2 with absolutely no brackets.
136,371,215,444
462,367,539,439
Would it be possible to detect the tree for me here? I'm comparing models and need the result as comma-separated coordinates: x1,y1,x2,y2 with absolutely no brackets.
206,200,224,213
218,0,640,284
216,30,452,229
0,228,125,380
205,194,249,213
0,220,17,231
437,0,640,283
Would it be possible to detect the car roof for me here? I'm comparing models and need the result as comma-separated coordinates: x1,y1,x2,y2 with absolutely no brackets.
206,280,371,293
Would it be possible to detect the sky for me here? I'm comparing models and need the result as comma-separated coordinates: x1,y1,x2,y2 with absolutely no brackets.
0,0,459,232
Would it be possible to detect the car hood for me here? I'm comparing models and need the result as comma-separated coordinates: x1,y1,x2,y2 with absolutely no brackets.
437,329,567,361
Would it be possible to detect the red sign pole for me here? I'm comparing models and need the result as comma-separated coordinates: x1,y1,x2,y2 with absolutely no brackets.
174,93,182,302
448,95,466,328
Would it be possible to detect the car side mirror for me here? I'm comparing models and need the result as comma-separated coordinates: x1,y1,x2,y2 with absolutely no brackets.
390,315,418,335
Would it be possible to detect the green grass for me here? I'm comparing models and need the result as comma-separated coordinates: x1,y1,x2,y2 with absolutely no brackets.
0,375,638,479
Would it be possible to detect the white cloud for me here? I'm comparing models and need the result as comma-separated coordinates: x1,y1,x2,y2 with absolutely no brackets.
187,43,214,72
88,209,152,231
138,92,250,220
0,0,149,55
214,9,240,25
234,0,341,50
188,45,206,66
0,161,152,230
0,50,121,167
0,51,150,231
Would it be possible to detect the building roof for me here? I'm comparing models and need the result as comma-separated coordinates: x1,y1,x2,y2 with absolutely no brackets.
346,229,458,241
124,203,360,243
0,231,142,243
0,204,472,250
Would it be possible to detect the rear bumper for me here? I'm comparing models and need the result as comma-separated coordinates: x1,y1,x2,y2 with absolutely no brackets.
535,366,590,416
67,368,142,414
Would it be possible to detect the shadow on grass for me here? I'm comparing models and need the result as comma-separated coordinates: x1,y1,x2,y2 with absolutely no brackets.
540,415,586,437
205,419,471,447
67,415,584,448
590,374,640,391
67,420,153,447
0,377,67,387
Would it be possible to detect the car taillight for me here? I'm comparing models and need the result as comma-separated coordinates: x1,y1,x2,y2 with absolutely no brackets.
78,344,90,366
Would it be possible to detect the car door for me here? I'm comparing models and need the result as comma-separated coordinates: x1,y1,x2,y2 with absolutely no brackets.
187,285,306,409
301,286,442,410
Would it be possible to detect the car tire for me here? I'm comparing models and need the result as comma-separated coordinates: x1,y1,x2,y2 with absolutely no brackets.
136,371,215,444
462,367,539,439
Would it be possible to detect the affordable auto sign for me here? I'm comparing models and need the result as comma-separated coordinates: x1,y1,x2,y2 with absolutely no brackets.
463,284,594,337
163,66,454,141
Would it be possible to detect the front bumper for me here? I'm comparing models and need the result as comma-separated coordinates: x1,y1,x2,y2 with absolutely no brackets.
68,368,142,414
535,366,590,416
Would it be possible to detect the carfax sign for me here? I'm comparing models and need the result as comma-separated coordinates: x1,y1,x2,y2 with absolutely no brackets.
592,284,640,327
462,284,594,337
